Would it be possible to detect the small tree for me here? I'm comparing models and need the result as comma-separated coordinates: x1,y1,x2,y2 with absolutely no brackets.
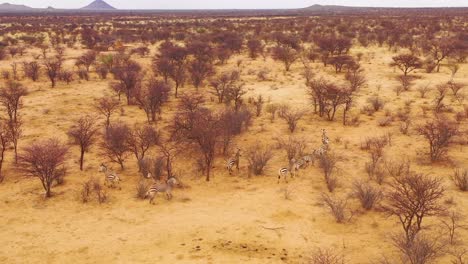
272,45,298,71
417,117,458,161
67,115,99,171
210,71,240,103
95,97,120,129
44,58,62,88
0,122,10,183
134,78,171,123
76,50,97,73
100,123,131,170
127,124,159,162
384,173,445,243
22,61,41,82
18,138,68,197
391,54,422,76
111,59,142,105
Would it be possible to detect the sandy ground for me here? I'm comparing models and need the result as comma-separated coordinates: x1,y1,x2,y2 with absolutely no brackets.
0,42,467,264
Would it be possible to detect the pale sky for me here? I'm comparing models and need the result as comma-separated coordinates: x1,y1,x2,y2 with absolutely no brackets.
4,0,468,9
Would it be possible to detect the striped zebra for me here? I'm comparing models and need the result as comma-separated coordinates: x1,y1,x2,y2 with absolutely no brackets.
226,148,241,175
278,167,290,183
99,163,121,189
145,177,178,204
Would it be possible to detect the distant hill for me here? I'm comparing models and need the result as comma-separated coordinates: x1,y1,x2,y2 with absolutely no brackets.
81,0,116,10
0,2,34,11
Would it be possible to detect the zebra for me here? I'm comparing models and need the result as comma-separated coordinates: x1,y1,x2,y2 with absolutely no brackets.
99,163,121,189
145,177,178,204
226,148,241,175
278,167,291,183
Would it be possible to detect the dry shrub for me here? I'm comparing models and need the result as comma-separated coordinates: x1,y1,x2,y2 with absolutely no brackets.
392,233,445,264
399,119,411,135
452,168,467,192
378,116,393,127
246,141,274,176
321,193,350,223
310,247,344,264
80,177,108,204
417,116,459,162
319,153,339,192
352,181,382,210
136,180,150,199
417,84,432,98
384,159,411,178
366,96,385,112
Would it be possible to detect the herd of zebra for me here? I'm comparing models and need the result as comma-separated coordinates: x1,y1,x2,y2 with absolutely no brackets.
97,129,329,204
226,129,331,183
99,163,179,204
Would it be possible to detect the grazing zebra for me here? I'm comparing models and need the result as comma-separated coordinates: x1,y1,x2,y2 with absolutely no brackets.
145,177,178,204
99,163,121,189
278,167,290,183
226,148,241,175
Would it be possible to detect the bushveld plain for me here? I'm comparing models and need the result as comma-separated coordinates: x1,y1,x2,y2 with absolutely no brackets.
0,8,467,264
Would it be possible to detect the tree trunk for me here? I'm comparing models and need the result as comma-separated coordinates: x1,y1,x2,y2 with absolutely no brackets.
79,149,85,171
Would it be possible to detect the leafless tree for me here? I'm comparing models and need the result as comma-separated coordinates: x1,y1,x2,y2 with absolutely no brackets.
134,78,171,123
76,50,97,73
100,123,132,170
22,61,41,81
210,71,240,103
18,138,68,197
67,115,99,171
417,116,458,161
127,124,159,162
95,97,120,129
0,122,10,183
384,173,445,243
44,57,62,88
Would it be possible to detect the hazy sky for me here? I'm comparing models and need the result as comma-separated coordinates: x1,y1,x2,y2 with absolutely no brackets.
5,0,468,9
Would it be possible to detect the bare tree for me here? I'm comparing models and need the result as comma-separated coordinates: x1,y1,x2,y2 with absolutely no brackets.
384,173,445,243
210,71,240,103
100,123,131,170
44,58,62,88
417,116,458,161
75,50,97,73
440,211,467,245
134,78,171,123
95,97,120,129
22,61,41,81
67,115,99,171
127,124,159,162
111,59,142,105
18,138,68,197
0,81,27,162
272,45,299,71
0,122,10,183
